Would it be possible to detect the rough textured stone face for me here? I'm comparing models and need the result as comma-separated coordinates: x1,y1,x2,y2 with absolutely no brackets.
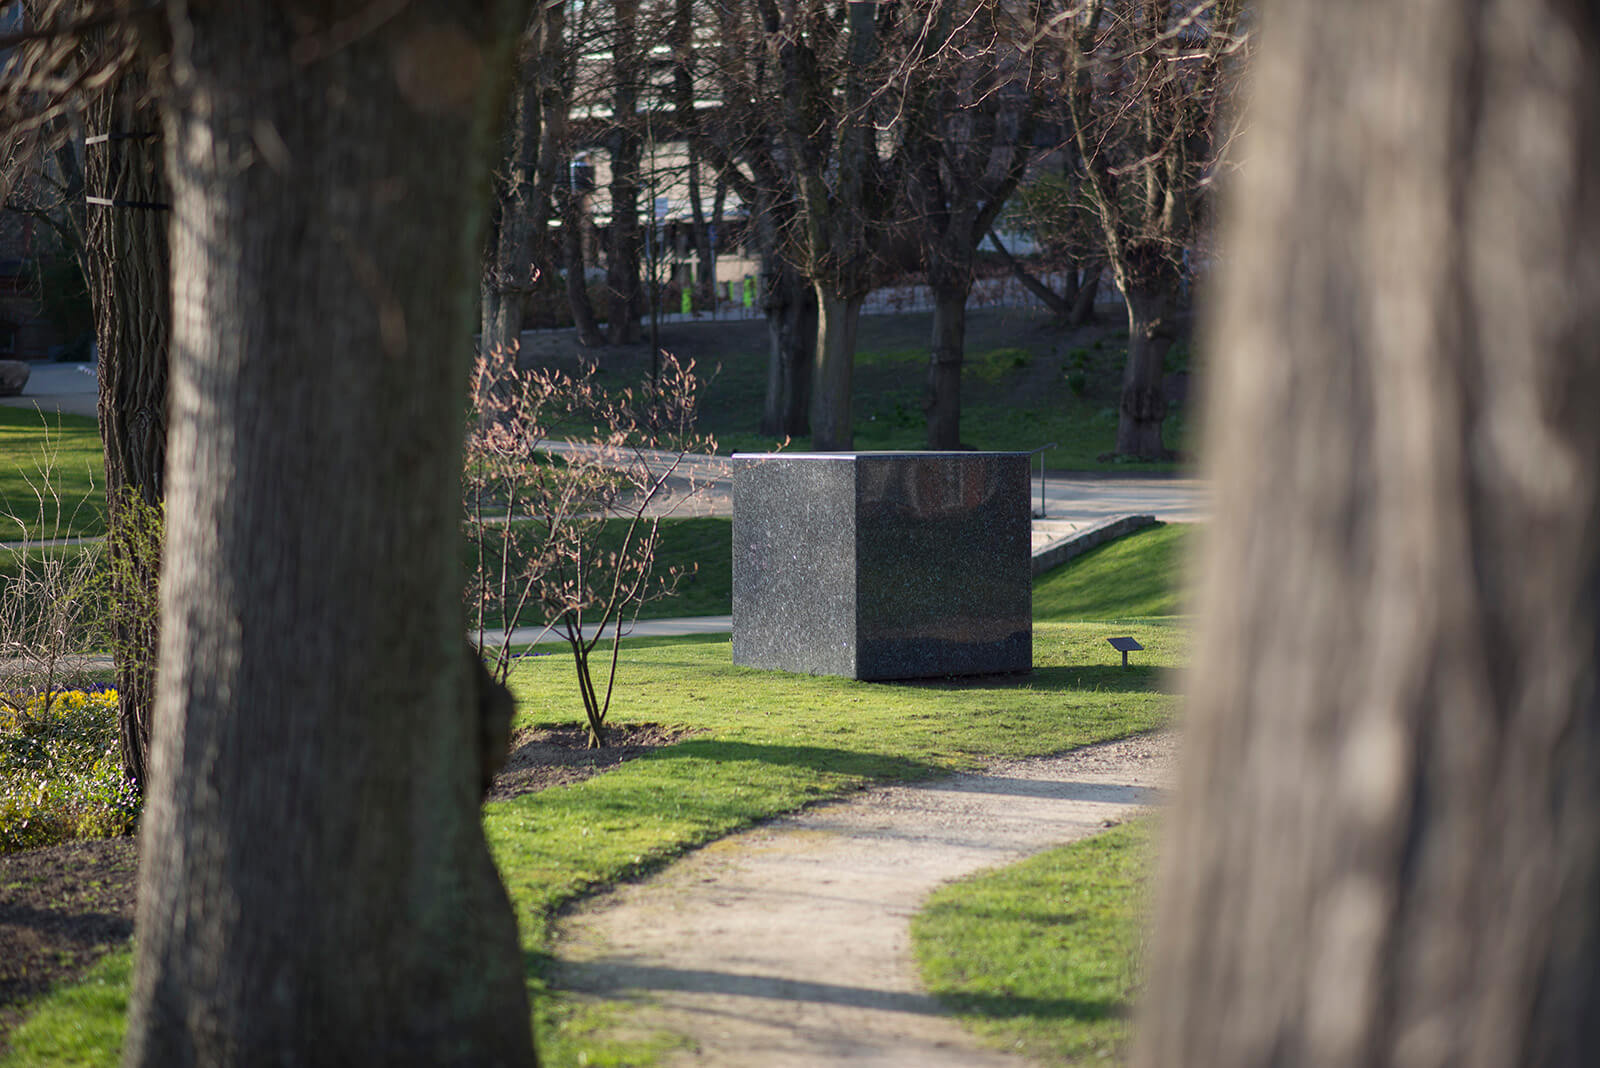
732,452,1031,680
0,360,30,397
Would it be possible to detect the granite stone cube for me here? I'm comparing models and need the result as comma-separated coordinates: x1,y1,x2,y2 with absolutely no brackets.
732,452,1031,680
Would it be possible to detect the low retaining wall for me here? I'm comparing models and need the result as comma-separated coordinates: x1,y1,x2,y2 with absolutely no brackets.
1030,514,1159,577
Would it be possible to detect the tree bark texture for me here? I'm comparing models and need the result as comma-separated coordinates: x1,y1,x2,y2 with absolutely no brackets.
1137,3,1600,1066
480,17,544,361
810,289,860,451
604,0,643,345
760,262,815,438
775,0,883,452
126,5,536,1065
899,0,1033,454
1069,263,1101,325
924,282,969,449
1055,1,1239,461
561,183,604,346
1114,276,1175,460
82,54,169,794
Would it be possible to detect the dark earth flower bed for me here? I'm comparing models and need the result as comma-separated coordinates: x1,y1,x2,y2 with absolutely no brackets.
0,720,679,1051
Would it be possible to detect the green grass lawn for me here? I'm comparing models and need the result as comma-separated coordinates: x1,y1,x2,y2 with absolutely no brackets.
471,516,733,631
599,308,1193,470
2,507,1193,1066
477,517,1193,626
623,516,732,618
2,621,1183,1066
0,409,105,542
1034,523,1195,621
914,817,1156,1064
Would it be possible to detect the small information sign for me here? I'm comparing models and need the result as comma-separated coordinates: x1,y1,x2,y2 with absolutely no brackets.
1107,636,1143,667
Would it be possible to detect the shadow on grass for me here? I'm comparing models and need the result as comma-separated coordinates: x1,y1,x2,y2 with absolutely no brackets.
531,958,1126,1024
935,989,1128,1023
1030,664,1180,694
887,663,1174,696
640,739,944,783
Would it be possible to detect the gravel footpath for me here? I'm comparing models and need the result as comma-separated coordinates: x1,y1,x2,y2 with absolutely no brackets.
552,731,1176,1067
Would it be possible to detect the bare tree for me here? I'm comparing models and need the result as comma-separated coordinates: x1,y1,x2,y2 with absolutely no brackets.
698,0,900,451
666,0,714,306
0,2,100,255
603,0,645,344
125,4,537,1062
986,165,1104,327
896,0,1038,449
696,0,817,439
770,0,892,451
560,169,606,345
2,0,172,791
80,11,169,793
1045,0,1245,459
1139,1,1600,1065
481,3,566,361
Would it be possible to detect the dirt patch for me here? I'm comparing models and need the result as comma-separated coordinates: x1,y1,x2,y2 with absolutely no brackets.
0,721,681,1046
488,721,687,801
0,836,138,1044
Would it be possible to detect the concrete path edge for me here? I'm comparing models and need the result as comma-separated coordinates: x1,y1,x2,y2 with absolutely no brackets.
1030,513,1158,577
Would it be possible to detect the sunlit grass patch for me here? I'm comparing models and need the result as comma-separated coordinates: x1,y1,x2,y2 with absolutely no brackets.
1,950,130,1067
1034,523,1195,621
3,621,1183,1066
0,409,105,542
914,817,1156,1064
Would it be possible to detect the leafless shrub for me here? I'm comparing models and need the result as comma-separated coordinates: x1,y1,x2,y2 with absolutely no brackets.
0,419,104,714
463,342,715,747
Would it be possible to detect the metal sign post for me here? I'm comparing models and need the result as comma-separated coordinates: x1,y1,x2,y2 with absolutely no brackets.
1107,635,1143,668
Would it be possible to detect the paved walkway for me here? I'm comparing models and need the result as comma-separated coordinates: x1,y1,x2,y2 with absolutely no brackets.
554,731,1174,1066
539,439,1207,537
0,361,99,419
4,362,1208,533
491,615,734,647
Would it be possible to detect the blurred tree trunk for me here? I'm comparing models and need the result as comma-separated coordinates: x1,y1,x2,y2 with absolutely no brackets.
1138,3,1600,1066
81,36,168,794
125,5,536,1064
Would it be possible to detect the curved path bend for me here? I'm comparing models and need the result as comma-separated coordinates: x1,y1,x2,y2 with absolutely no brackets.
552,732,1175,1067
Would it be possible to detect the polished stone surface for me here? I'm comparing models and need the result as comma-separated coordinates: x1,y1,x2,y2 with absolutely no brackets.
732,452,1031,680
